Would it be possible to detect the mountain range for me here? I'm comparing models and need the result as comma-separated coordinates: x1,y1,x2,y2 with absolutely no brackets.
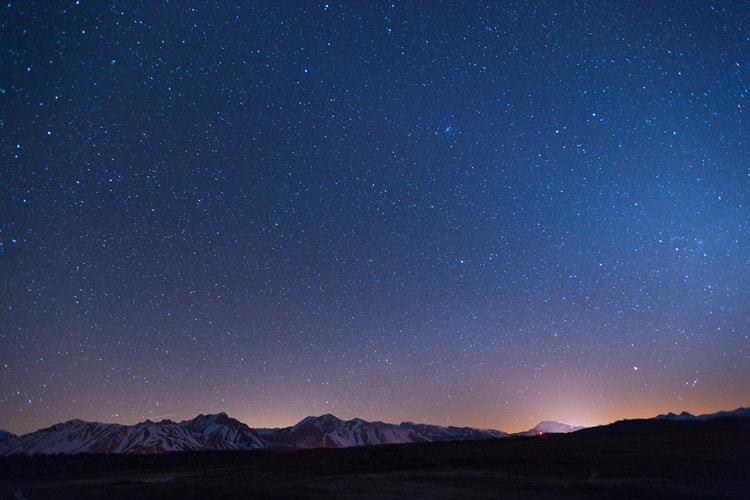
655,407,750,421
3,407,746,456
0,413,513,456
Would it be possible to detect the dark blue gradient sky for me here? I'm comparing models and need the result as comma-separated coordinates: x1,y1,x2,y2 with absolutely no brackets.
2,1,749,435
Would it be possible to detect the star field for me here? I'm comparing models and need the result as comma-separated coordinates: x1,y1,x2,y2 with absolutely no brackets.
1,1,749,435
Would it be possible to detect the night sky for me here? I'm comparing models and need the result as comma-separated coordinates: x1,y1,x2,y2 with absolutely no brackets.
2,1,749,436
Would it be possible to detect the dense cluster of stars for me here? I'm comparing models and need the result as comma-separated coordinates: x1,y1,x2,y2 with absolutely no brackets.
1,2,748,435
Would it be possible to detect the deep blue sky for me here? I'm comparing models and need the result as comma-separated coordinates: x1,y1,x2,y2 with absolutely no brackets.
2,1,749,435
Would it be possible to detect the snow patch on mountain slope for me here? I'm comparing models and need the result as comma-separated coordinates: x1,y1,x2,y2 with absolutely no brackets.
518,421,586,436
0,413,267,456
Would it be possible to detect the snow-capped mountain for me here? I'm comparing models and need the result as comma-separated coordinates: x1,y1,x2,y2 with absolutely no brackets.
517,421,585,436
259,414,507,449
260,414,419,449
181,412,267,450
399,421,508,442
655,407,750,421
0,413,266,456
0,413,506,456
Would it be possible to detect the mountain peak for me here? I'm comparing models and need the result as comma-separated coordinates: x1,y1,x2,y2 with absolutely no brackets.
296,414,342,426
193,412,231,423
520,421,585,436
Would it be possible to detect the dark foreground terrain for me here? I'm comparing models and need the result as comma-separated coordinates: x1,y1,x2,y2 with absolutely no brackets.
2,417,749,499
